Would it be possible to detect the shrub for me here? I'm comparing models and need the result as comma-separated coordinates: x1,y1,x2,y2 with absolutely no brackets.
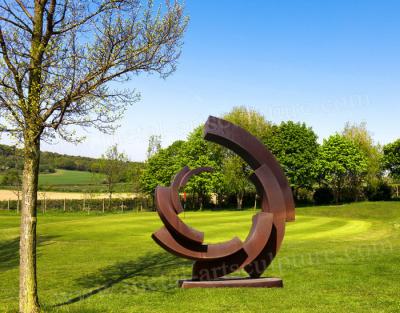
313,186,334,205
1,169,21,186
364,182,393,201
295,188,314,206
39,164,56,173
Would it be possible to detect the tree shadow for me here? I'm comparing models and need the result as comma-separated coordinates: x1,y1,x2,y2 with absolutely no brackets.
54,251,191,308
0,237,20,271
0,235,58,272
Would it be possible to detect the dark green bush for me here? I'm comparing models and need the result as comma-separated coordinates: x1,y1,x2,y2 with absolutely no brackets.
39,164,56,173
364,182,393,201
313,186,334,205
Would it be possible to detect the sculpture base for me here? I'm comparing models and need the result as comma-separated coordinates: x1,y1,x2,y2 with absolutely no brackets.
178,277,283,289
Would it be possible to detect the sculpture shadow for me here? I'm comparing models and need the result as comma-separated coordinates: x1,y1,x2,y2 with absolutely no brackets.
55,252,191,307
0,235,58,272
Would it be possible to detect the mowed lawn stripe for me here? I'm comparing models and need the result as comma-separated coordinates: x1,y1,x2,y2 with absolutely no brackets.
1,202,399,312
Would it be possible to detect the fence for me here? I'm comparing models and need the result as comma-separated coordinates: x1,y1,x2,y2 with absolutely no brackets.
0,196,154,213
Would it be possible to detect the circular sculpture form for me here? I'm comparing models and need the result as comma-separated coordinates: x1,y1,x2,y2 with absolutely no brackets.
151,116,295,287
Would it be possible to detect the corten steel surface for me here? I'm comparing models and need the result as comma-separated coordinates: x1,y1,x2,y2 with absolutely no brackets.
179,277,283,289
151,116,295,286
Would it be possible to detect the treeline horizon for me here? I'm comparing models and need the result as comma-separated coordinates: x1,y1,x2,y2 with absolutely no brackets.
1,106,399,208
0,143,144,174
0,144,145,192
140,107,400,209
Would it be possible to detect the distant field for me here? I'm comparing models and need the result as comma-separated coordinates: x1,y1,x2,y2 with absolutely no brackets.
38,169,105,186
1,202,399,312
0,170,133,193
1,169,134,193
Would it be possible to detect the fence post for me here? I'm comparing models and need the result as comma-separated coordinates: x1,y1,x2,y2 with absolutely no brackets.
7,199,10,211
102,198,105,213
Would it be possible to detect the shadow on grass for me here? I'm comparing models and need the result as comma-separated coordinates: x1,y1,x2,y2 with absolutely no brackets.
0,237,19,271
54,252,191,308
0,235,58,272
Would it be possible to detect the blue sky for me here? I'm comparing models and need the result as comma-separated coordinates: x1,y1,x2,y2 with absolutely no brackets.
41,0,399,161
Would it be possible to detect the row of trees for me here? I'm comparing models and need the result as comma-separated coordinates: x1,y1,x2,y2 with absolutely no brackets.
140,107,399,209
0,143,145,175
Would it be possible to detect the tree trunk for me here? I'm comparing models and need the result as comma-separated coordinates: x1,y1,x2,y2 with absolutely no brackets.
108,191,112,210
17,192,20,214
293,188,298,202
237,193,243,210
19,134,41,313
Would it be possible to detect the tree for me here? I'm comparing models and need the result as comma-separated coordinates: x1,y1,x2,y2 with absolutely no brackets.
265,121,319,199
140,107,272,210
125,161,145,193
0,1,187,311
342,122,383,187
1,168,20,185
140,140,186,196
146,135,162,159
181,127,223,210
314,134,368,203
223,106,272,140
96,144,128,208
222,107,271,209
383,139,400,181
221,155,252,209
140,129,223,210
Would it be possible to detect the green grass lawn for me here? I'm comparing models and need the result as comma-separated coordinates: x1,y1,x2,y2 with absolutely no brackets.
37,170,133,193
38,170,105,186
1,170,135,193
1,202,399,312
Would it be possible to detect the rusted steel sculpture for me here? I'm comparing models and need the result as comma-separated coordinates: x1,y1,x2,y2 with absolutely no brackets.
152,116,295,288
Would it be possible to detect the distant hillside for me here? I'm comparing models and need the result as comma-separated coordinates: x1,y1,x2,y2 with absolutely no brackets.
0,143,144,174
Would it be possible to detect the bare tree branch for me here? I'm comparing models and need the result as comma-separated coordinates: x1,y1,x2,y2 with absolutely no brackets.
0,1,33,33
15,0,34,21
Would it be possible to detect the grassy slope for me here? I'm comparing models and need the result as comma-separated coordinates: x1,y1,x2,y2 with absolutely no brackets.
1,170,135,193
38,170,105,186
0,170,100,186
0,202,399,313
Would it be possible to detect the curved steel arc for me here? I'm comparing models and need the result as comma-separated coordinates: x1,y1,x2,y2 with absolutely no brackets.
170,166,214,215
179,167,214,188
152,228,244,261
170,166,190,214
203,116,295,222
155,186,204,245
151,116,295,281
192,211,274,280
